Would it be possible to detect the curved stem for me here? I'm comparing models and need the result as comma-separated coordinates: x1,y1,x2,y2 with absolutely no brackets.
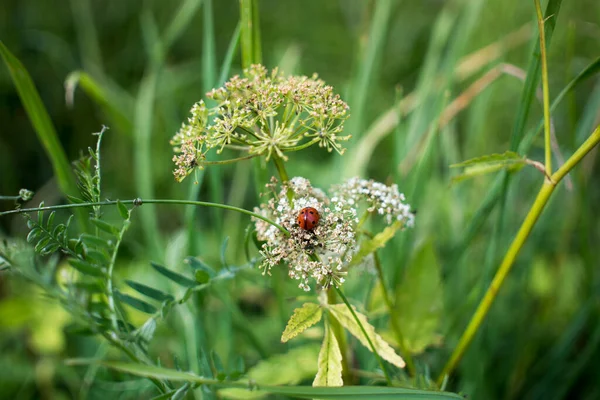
0,199,289,237
436,125,600,386
334,286,393,386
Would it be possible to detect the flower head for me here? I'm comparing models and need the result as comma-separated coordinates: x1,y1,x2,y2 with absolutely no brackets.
170,65,351,182
253,177,413,291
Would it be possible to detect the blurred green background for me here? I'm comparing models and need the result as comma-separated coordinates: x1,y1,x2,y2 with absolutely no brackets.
1,0,600,399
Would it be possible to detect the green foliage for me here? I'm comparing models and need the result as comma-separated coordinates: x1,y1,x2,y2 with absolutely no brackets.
394,241,443,355
2,0,600,399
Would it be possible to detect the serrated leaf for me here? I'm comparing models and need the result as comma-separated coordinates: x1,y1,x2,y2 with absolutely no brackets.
450,151,528,183
69,258,105,277
394,241,444,354
350,221,402,267
327,304,405,368
125,280,174,302
115,291,157,314
281,303,323,343
117,200,129,220
150,262,197,288
313,322,343,387
90,218,119,236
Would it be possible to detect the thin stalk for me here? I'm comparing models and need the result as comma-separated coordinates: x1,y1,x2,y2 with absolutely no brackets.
106,218,131,334
0,199,289,236
436,125,600,385
334,286,393,386
0,196,20,201
282,138,321,153
327,289,352,384
372,252,416,377
535,0,552,175
202,154,260,166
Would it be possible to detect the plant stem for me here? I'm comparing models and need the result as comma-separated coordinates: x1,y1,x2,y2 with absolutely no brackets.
436,124,600,386
334,286,393,386
327,288,352,384
535,0,552,176
0,199,289,237
372,252,416,377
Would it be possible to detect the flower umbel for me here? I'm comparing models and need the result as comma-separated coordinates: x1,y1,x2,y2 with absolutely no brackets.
170,65,350,182
253,177,413,291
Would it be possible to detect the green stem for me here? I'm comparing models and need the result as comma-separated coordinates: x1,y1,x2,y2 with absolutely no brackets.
436,124,600,385
202,154,260,166
106,216,130,335
535,0,552,176
0,196,20,201
0,199,289,237
326,289,352,384
272,155,289,182
334,286,393,386
282,138,321,153
372,252,416,377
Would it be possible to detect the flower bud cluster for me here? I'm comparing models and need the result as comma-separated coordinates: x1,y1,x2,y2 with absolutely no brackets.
171,65,350,182
332,177,415,227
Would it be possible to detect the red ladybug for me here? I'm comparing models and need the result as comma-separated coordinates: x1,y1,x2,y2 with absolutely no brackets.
297,207,320,230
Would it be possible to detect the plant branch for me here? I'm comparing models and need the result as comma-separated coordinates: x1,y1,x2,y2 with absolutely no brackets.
0,199,289,237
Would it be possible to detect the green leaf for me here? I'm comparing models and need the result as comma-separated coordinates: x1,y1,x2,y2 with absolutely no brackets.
450,151,527,183
0,41,78,203
80,233,112,250
69,258,105,277
313,322,343,387
68,359,462,399
150,262,197,288
115,291,158,314
64,71,133,135
350,221,402,267
90,218,119,236
186,256,216,277
327,304,405,369
117,200,130,220
281,303,323,343
195,270,211,284
394,241,444,354
125,280,174,302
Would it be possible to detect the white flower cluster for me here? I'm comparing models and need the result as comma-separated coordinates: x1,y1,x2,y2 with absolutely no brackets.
253,177,413,291
332,177,415,227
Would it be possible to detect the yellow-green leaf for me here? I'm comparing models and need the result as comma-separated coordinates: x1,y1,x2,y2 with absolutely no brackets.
281,302,323,343
313,321,343,387
327,304,405,368
350,221,402,267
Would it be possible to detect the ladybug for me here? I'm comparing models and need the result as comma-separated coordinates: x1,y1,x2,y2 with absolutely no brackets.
297,207,320,230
